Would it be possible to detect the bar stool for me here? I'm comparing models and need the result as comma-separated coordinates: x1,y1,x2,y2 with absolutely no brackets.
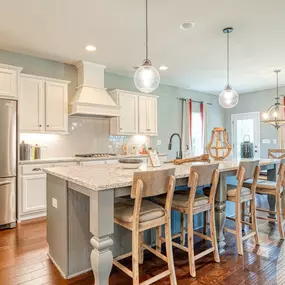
224,160,260,255
244,161,285,239
113,168,177,285
154,163,220,278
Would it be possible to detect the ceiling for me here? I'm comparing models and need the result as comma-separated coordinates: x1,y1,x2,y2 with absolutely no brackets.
1,0,285,94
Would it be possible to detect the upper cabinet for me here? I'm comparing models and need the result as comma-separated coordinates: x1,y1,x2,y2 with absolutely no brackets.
0,64,23,99
109,89,158,136
138,96,157,135
19,74,69,133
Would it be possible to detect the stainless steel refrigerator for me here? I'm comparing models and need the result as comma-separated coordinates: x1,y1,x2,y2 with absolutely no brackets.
0,99,16,229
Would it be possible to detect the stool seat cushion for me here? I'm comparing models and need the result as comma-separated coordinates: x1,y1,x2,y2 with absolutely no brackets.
114,199,165,223
244,179,277,190
154,193,209,209
227,184,251,197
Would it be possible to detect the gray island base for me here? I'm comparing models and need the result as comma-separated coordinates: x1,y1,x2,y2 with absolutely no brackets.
45,159,279,285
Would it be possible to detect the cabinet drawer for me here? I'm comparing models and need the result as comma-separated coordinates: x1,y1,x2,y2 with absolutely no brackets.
20,164,53,175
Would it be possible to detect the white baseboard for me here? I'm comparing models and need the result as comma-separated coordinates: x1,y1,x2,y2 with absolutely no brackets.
18,211,46,222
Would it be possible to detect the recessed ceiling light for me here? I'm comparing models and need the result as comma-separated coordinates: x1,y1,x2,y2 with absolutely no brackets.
159,65,168,71
85,45,96,52
180,22,195,30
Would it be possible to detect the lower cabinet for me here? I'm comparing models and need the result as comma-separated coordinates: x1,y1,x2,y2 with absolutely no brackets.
21,174,46,215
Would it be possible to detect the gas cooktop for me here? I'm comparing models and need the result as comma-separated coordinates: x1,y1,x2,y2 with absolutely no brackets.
74,153,116,158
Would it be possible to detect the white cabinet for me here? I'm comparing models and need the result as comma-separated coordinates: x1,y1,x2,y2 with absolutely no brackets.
19,77,44,131
19,74,70,133
0,64,22,99
45,81,68,132
110,90,138,135
21,174,47,214
109,89,158,136
138,96,157,135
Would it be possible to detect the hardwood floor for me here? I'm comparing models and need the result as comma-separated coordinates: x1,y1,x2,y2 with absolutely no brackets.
0,201,285,284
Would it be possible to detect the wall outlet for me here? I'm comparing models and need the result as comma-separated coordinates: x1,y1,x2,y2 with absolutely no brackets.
262,139,270,144
156,140,161,146
52,198,58,209
273,139,277,144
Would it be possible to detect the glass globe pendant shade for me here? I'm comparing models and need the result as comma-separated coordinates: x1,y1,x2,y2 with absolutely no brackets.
262,103,285,129
218,85,239,108
134,59,160,93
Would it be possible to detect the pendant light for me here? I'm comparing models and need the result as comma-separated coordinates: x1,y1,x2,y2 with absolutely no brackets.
219,27,239,108
134,0,160,93
262,70,285,129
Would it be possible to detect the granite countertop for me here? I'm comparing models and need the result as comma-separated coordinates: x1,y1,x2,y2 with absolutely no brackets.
43,158,280,192
19,153,168,165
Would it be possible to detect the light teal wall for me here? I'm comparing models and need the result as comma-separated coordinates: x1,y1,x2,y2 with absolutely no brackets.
224,87,285,158
0,49,225,158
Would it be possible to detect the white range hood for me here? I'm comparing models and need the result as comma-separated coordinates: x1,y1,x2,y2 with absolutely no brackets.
69,61,120,118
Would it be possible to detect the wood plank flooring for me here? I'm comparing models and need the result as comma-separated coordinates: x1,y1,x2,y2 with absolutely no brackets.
1,200,285,284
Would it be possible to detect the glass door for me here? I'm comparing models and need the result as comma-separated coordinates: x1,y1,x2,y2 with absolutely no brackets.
231,112,260,159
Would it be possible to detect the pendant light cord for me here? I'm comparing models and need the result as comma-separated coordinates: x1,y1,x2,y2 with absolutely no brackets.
277,71,279,99
145,0,148,60
227,31,230,86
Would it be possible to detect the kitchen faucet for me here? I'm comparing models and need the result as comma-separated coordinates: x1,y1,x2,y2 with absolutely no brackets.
168,133,182,159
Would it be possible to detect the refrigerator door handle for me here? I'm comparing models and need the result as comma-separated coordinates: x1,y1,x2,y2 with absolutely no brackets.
0,181,12,186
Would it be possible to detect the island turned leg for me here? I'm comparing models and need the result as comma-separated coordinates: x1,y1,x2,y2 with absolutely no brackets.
215,172,227,251
90,189,114,285
267,164,278,218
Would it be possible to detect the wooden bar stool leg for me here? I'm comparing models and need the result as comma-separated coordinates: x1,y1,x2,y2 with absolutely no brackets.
165,220,177,285
156,226,162,253
250,198,260,245
139,232,144,264
241,202,245,232
132,230,140,285
235,202,243,255
276,194,284,239
187,213,196,277
209,207,220,262
180,213,186,245
203,211,208,234
282,192,285,219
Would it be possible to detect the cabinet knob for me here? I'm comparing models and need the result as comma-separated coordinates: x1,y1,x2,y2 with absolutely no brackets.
47,125,49,127
39,125,42,127
120,128,122,130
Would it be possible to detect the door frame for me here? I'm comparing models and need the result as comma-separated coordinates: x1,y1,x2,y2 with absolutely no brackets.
231,111,261,159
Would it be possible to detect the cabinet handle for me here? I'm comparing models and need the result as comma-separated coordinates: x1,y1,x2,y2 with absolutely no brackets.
120,128,122,131
32,168,42,171
0,181,12,186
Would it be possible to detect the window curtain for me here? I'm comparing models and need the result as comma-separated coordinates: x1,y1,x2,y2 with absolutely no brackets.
200,101,208,153
278,97,285,148
182,99,193,158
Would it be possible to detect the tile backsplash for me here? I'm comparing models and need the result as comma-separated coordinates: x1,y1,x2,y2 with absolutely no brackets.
20,117,150,159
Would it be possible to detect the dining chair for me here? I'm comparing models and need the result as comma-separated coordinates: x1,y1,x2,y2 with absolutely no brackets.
113,168,177,285
224,160,260,255
154,163,220,277
244,160,285,239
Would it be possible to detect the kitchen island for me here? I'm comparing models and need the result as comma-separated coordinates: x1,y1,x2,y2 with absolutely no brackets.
44,159,279,285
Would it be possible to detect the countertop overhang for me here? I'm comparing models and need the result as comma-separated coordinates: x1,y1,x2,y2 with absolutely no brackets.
44,159,280,192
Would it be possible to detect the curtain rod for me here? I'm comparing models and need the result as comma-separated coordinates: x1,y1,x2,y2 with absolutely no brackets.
176,97,212,105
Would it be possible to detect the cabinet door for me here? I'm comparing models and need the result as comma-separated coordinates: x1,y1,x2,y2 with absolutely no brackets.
21,174,46,214
119,93,138,134
0,68,17,98
138,96,148,134
45,81,68,132
147,97,157,135
19,77,44,131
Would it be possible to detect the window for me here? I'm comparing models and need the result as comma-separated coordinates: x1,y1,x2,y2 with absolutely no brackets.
192,112,203,156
